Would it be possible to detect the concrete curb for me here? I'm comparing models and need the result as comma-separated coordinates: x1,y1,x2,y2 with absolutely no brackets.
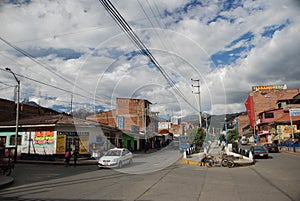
281,150,300,156
0,176,14,189
182,159,200,166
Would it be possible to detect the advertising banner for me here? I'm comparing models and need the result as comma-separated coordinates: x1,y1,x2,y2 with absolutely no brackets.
252,84,287,91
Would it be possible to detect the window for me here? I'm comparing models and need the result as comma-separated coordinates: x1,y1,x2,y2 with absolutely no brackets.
265,112,274,118
9,135,21,146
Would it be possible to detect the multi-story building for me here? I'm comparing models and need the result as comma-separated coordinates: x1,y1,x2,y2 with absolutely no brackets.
245,85,300,138
244,85,300,143
87,98,159,151
236,114,250,137
257,108,300,144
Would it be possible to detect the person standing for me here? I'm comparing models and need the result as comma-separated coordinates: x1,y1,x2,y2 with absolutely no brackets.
64,148,71,167
73,149,79,167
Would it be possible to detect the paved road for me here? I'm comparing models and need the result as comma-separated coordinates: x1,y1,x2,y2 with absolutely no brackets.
0,150,299,201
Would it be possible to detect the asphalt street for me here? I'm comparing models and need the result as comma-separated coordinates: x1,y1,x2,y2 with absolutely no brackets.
0,148,299,201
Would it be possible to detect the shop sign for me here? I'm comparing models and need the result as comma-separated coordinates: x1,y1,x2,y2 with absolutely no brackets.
252,84,286,91
290,109,300,117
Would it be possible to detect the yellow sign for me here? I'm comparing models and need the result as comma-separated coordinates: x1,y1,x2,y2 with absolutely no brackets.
252,84,286,91
56,134,66,154
79,135,89,154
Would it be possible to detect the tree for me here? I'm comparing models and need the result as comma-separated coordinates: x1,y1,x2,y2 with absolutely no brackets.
188,127,206,152
228,129,239,143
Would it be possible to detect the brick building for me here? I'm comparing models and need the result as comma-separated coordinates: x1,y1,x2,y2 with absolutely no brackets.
245,85,300,129
86,110,117,127
236,114,250,137
245,85,300,142
87,98,159,151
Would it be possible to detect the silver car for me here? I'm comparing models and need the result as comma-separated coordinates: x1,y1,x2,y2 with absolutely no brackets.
98,148,133,168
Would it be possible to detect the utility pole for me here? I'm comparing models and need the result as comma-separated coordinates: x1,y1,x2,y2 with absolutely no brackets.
6,68,20,162
70,93,73,115
191,78,202,128
144,103,148,153
205,113,209,144
225,117,228,147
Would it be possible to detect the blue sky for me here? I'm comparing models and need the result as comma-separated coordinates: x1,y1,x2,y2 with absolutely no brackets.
0,0,299,117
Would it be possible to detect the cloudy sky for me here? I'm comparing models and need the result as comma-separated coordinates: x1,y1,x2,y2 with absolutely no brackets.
0,0,299,118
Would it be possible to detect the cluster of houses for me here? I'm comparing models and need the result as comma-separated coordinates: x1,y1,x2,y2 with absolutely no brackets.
0,84,299,160
0,98,182,160
238,85,300,145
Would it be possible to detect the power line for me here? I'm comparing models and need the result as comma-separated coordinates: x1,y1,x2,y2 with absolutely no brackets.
0,68,114,107
0,37,105,102
0,86,15,91
99,0,199,112
0,80,14,87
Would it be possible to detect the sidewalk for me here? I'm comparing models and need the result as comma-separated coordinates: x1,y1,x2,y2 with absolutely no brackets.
281,149,300,156
182,141,254,166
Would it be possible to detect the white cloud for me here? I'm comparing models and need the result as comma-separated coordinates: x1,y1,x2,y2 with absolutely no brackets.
0,0,299,119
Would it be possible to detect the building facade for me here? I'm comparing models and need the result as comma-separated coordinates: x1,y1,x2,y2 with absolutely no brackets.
244,85,300,143
87,98,159,151
0,114,121,160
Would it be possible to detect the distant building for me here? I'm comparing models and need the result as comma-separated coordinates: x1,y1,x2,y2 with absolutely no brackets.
245,85,300,131
236,114,250,137
171,116,179,125
86,98,159,151
158,122,171,130
245,85,300,143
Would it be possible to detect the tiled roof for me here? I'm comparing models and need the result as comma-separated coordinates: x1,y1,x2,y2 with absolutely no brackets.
0,114,99,127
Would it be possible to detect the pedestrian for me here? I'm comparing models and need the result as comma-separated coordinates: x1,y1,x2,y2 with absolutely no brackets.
73,149,79,167
64,148,71,167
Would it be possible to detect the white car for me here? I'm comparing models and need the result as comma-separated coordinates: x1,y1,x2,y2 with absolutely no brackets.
98,148,133,168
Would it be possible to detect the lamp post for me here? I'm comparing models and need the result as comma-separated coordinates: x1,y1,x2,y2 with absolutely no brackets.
6,68,20,162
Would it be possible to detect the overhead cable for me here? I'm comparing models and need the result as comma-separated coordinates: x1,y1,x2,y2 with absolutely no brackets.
0,36,106,102
99,0,199,112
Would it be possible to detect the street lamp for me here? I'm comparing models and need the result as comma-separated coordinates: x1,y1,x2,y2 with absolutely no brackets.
6,68,20,162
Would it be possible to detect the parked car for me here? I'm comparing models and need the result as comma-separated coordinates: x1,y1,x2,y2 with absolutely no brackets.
240,138,248,145
264,143,279,153
250,146,268,159
98,148,133,168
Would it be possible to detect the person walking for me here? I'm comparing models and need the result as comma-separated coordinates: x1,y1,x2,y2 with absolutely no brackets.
64,148,72,167
73,149,79,167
